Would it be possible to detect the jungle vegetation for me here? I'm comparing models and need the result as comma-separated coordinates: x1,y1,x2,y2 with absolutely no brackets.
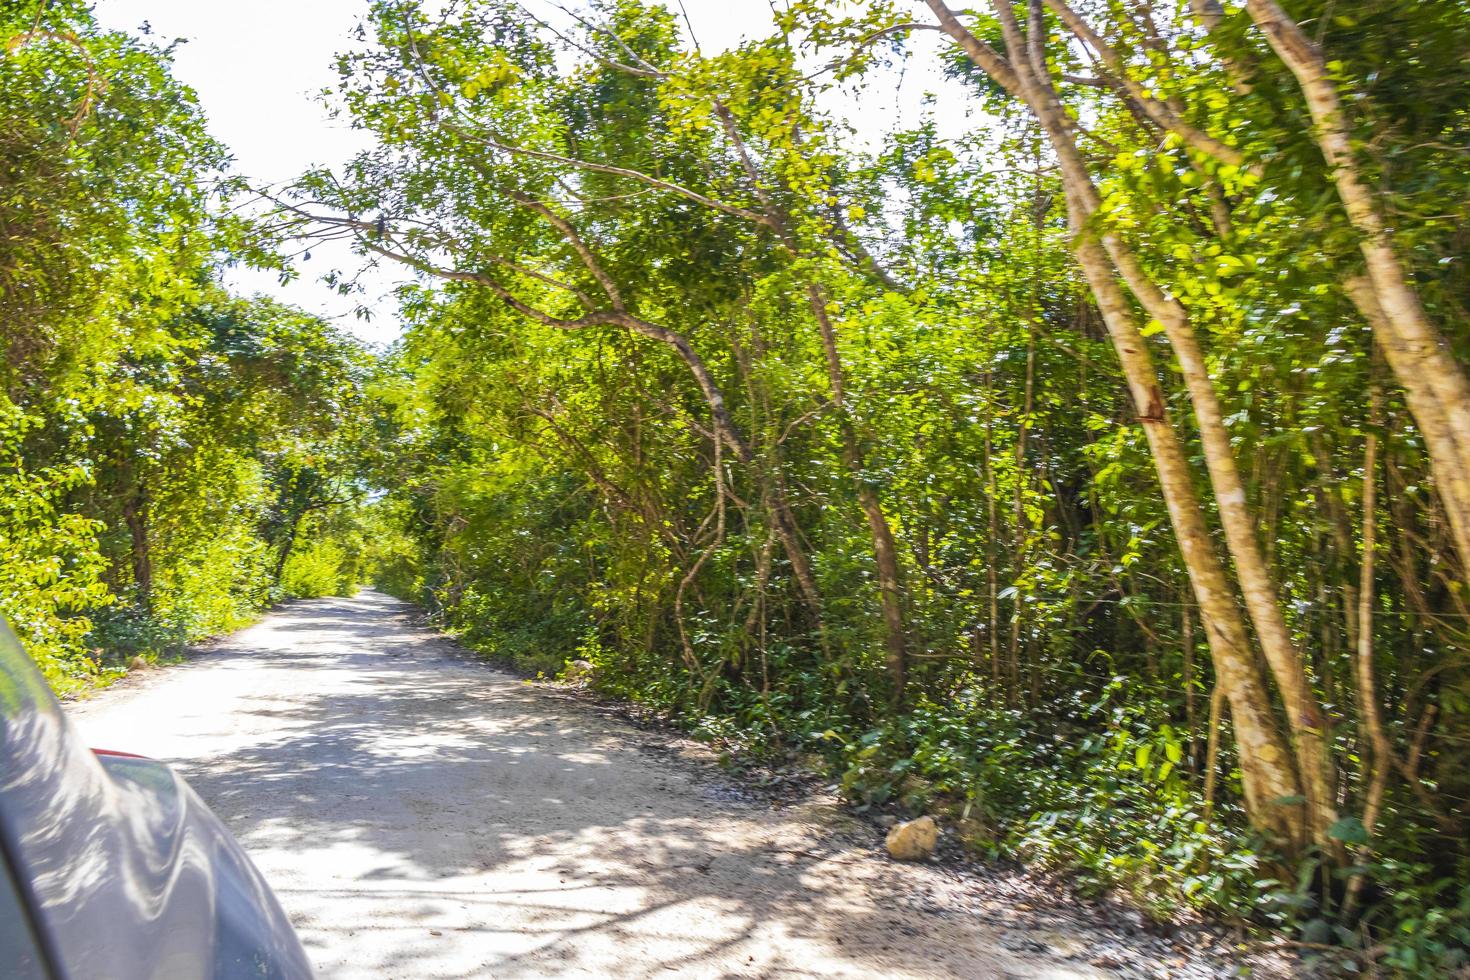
1,1,373,689
7,0,1470,971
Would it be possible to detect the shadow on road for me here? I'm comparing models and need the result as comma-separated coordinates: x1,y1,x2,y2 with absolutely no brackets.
165,591,1001,979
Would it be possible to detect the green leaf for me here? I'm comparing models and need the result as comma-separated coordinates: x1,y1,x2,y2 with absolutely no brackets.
1327,817,1369,844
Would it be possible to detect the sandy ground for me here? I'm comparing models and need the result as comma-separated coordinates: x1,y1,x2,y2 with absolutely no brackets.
66,591,1154,979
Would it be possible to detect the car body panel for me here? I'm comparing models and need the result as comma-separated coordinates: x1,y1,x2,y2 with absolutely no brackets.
0,619,313,979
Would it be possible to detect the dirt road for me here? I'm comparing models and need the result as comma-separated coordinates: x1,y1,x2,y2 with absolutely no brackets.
66,591,1166,978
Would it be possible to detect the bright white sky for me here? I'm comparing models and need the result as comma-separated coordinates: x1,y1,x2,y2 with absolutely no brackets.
93,1,971,347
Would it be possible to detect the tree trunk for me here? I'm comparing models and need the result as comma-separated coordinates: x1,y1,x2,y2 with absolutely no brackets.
990,5,1339,835
273,506,308,582
1183,601,1197,770
810,286,909,705
984,370,1003,694
1103,241,1339,846
731,329,828,626
122,485,152,607
708,389,824,627
712,100,910,703
1242,0,1470,576
1008,318,1035,705
1073,228,1310,844
926,0,1315,848
1343,278,1470,574
1346,383,1390,915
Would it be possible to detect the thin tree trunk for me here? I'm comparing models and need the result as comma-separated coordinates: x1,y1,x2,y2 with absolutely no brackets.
1241,0,1470,574
731,331,829,628
1008,317,1035,704
712,101,910,703
679,439,724,710
1202,682,1228,823
1311,430,1361,658
1346,384,1391,914
807,288,909,705
1183,601,1197,770
272,512,304,581
764,470,824,622
984,369,1002,693
1342,277,1470,574
123,483,152,606
927,0,1314,847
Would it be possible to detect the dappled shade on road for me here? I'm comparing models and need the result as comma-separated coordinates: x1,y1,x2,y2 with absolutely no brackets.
69,592,1113,979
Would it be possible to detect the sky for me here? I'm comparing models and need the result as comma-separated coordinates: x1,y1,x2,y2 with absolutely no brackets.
92,1,970,347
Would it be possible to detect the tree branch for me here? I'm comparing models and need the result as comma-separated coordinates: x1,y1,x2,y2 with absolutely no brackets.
1042,0,1256,172
507,190,625,311
453,124,771,226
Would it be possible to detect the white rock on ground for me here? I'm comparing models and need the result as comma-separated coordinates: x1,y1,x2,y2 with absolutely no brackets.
886,816,940,861
561,659,596,685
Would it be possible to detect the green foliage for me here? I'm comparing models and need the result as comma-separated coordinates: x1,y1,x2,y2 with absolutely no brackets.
7,0,1470,973
360,500,425,602
1366,870,1470,975
0,422,111,693
837,685,1273,922
0,1,370,688
281,540,356,599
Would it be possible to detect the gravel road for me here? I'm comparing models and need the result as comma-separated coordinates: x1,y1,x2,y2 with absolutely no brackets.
65,591,1179,979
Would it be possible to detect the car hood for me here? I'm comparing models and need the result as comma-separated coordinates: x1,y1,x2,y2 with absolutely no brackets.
0,621,313,979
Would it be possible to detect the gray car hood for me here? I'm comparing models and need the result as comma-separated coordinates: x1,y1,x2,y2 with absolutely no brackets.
0,621,313,979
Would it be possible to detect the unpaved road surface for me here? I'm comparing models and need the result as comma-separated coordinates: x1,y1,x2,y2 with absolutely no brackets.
67,591,1198,979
